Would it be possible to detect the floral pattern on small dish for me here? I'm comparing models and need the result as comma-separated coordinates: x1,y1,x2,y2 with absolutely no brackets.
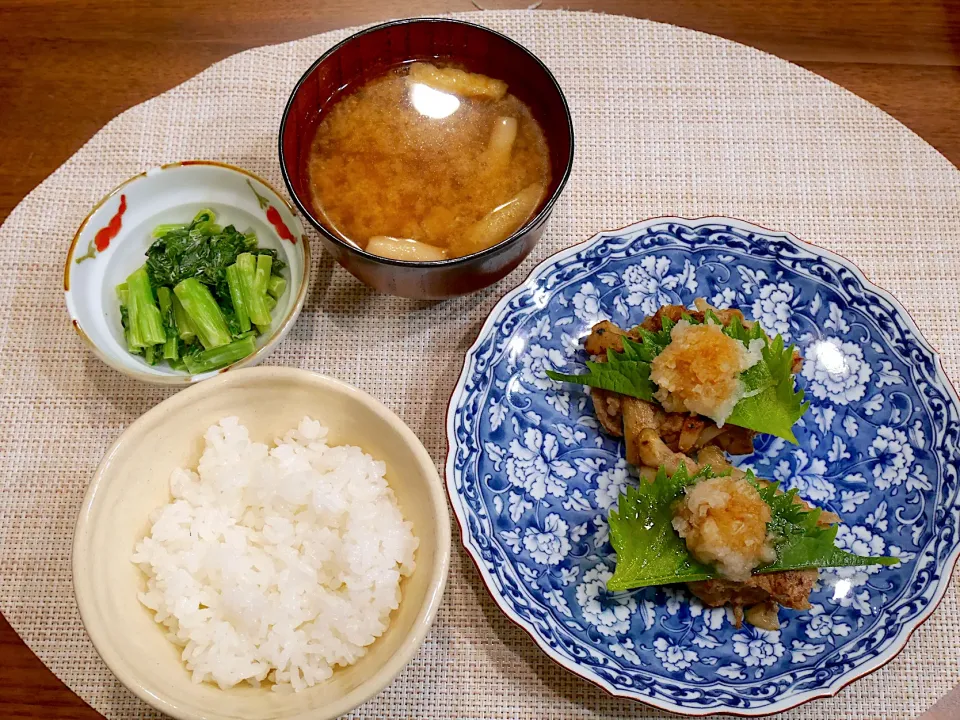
248,180,297,243
75,194,128,264
446,217,960,716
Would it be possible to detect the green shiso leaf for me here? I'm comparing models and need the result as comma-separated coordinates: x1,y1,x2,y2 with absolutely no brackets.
606,466,897,592
547,310,809,443
607,464,716,591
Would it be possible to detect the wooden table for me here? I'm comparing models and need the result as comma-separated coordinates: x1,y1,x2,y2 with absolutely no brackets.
1,1,959,716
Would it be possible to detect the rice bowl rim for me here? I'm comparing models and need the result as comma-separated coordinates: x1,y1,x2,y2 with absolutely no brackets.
72,366,451,720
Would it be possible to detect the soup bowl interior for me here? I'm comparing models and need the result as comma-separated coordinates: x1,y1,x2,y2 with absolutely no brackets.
279,18,574,296
73,368,450,720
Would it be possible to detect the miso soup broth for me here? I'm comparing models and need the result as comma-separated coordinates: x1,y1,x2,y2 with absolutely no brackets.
307,62,551,262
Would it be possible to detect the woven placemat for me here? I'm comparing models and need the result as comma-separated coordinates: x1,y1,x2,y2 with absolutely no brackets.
1,9,958,719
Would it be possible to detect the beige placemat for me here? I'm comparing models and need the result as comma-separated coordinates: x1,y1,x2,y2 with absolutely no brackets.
1,9,958,719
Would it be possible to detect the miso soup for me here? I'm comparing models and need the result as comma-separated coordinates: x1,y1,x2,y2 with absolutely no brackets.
307,62,551,261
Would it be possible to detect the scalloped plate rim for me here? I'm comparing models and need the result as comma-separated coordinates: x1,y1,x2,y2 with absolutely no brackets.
444,215,960,717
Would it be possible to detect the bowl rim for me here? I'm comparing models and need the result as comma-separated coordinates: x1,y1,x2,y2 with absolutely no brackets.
443,214,960,716
63,160,312,386
73,366,451,720
277,16,575,268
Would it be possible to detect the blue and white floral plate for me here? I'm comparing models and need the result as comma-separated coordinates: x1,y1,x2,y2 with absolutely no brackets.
445,217,960,716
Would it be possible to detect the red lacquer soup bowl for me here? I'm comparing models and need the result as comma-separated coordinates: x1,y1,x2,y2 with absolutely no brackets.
279,17,575,299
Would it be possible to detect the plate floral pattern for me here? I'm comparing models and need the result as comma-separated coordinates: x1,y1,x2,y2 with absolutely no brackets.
445,218,960,715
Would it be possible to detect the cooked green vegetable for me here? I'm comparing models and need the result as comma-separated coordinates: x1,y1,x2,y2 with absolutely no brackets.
606,465,897,592
118,209,288,373
125,266,167,347
235,253,271,327
151,223,187,238
253,254,274,334
225,264,250,334
173,278,232,350
156,286,179,361
254,253,272,296
182,336,256,375
171,294,197,343
547,312,809,443
267,275,286,299
144,209,284,303
119,310,140,353
117,283,139,353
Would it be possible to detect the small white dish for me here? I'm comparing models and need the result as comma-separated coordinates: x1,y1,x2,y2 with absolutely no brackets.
64,161,310,384
73,367,451,720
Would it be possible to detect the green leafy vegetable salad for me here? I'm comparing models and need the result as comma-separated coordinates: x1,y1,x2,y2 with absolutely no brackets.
118,209,288,374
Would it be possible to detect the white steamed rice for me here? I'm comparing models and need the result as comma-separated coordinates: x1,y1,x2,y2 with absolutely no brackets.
131,416,418,691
